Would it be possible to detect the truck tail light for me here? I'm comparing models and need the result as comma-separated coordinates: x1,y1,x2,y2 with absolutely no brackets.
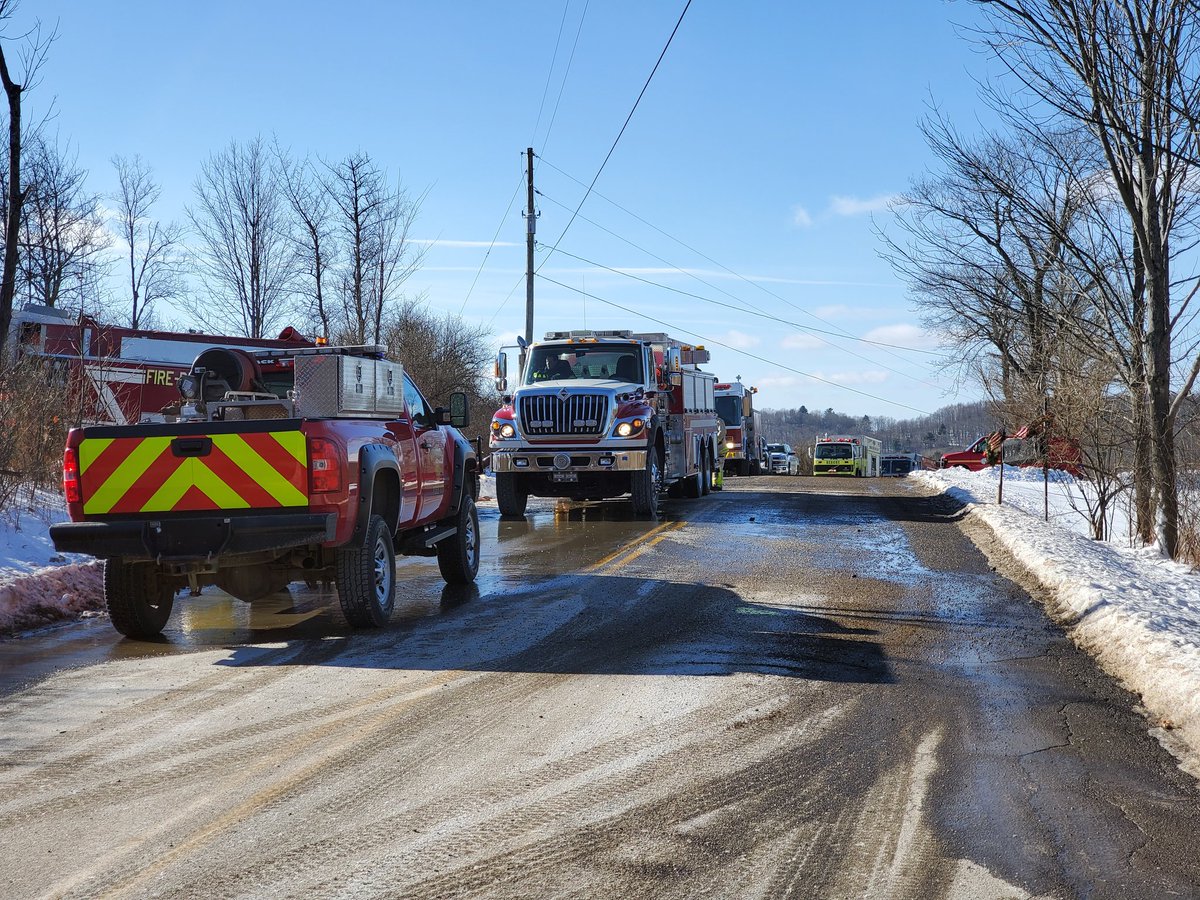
309,438,343,493
63,447,81,504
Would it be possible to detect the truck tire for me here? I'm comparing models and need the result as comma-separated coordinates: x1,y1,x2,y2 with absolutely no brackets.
683,455,705,499
104,559,174,639
700,450,712,496
437,495,480,585
496,472,528,518
336,514,396,628
630,446,663,517
738,459,750,477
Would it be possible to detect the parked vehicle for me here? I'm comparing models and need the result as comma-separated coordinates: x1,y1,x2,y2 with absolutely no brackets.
490,329,721,517
767,442,799,475
810,434,882,477
940,434,1081,477
10,303,314,425
51,343,479,638
715,381,766,475
881,453,917,476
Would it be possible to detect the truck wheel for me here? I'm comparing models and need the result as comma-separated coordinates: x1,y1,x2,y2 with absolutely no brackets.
496,472,528,518
684,454,705,499
630,447,663,517
437,495,480,585
336,514,396,628
104,559,174,639
738,459,750,477
700,451,712,496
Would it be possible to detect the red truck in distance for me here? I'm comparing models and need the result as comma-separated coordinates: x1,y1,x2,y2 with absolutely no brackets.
51,343,480,639
940,434,1082,477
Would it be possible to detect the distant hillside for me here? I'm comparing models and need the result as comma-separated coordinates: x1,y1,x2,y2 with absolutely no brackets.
760,400,997,461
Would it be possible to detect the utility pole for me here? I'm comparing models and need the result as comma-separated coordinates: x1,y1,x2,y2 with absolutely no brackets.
523,147,537,349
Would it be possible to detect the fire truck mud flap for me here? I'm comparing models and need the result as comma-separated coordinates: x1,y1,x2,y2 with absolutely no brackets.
51,513,336,561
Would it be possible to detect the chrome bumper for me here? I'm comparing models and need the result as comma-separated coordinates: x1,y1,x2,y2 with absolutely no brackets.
491,448,648,473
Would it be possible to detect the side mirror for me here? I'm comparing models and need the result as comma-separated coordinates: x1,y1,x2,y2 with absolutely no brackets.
449,391,469,429
806,447,814,459
494,350,508,393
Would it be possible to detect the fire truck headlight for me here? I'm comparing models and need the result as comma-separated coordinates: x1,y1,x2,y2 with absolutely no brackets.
613,418,645,438
725,441,736,450
616,422,633,437
491,421,516,439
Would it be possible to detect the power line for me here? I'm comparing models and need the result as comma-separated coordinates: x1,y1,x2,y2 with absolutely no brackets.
530,1,573,146
536,153,922,370
459,168,526,316
537,195,942,362
543,245,942,389
538,0,590,155
539,0,693,265
537,273,934,415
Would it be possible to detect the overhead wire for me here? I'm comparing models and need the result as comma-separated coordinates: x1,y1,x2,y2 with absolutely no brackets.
538,0,590,155
543,245,942,389
536,191,942,369
538,0,693,265
458,168,526,316
529,1,573,146
536,153,925,370
537,273,933,415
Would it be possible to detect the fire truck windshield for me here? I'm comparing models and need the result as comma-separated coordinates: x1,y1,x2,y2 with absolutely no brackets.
815,444,853,460
525,345,643,384
715,396,742,426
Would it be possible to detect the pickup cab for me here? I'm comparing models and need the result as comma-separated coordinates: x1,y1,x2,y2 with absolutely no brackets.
51,344,480,638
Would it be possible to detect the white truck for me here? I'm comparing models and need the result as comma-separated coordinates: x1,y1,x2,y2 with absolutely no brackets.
489,330,721,517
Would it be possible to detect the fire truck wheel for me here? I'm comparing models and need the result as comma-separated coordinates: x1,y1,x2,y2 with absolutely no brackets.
683,456,704,499
437,495,480,585
336,514,396,628
496,472,529,518
630,447,663,517
700,451,712,495
104,559,174,639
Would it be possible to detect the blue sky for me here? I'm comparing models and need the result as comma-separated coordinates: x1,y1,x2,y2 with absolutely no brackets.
30,1,996,420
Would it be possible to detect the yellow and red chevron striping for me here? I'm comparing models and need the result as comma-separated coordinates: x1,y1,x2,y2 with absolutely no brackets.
79,431,308,515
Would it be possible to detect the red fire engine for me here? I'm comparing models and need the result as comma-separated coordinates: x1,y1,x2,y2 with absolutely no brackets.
11,304,313,425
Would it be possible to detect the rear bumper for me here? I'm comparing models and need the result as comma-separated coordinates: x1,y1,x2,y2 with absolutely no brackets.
50,513,337,562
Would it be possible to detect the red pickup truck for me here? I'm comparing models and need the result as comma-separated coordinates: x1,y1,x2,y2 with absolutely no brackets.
940,434,1081,477
51,344,480,638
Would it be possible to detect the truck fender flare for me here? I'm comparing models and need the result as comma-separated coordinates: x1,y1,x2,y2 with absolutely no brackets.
445,431,479,518
354,443,403,540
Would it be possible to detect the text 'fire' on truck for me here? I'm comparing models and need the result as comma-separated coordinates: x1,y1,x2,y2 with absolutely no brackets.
489,330,722,518
810,434,882,477
714,380,766,476
10,303,314,425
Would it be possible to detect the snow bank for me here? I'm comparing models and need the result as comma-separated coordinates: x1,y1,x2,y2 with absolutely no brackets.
914,468,1200,774
0,561,104,633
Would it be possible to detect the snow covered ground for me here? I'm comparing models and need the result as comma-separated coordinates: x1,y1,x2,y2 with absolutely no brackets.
915,466,1200,776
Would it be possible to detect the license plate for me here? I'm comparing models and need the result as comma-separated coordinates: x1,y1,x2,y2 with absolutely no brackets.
551,472,578,482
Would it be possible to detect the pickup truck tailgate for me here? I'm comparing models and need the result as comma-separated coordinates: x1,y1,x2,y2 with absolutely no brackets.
77,422,309,516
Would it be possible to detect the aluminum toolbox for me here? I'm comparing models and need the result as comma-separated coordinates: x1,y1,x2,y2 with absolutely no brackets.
293,354,404,418
374,359,404,416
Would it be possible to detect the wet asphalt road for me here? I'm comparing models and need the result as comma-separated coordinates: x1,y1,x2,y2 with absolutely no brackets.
1,475,1199,899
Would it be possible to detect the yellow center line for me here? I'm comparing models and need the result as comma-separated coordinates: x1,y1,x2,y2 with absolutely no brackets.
586,520,687,573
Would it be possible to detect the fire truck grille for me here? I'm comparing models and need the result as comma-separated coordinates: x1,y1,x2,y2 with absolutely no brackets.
519,394,609,436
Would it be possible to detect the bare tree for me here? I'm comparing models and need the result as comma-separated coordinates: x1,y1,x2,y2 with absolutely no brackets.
111,154,184,329
0,0,53,359
325,152,425,344
276,145,336,340
380,296,498,443
186,136,295,338
16,135,110,311
974,0,1200,556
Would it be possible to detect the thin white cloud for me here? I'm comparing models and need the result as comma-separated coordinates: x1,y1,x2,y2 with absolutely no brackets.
862,323,941,350
411,239,521,248
829,194,898,217
722,329,761,350
792,205,813,228
820,370,890,386
814,304,852,319
756,375,804,391
780,333,824,350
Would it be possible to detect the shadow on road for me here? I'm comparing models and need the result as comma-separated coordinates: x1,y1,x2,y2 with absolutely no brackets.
213,575,895,685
